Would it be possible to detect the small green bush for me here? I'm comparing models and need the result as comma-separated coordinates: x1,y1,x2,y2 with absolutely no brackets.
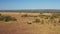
50,16,58,19
50,17,54,19
41,20,44,24
44,17,48,19
0,16,4,21
21,14,28,17
33,16,38,17
44,15,50,19
33,19,40,23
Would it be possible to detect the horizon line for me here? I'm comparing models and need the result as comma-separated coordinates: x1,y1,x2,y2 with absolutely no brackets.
0,9,60,10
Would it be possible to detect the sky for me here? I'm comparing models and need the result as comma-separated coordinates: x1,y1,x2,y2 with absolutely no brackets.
0,0,60,10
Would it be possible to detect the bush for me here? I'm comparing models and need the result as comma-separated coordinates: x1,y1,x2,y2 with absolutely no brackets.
33,19,40,23
0,15,17,22
0,16,4,21
41,20,44,24
21,14,28,17
44,15,50,19
34,16,38,17
21,14,38,17
50,16,58,19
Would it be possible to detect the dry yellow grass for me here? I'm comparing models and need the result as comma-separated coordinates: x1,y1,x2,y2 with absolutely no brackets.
0,12,60,34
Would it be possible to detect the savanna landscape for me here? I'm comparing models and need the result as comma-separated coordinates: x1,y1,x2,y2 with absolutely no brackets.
0,0,60,34
0,11,60,34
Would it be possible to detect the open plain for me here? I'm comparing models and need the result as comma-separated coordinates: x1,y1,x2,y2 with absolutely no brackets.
0,12,60,34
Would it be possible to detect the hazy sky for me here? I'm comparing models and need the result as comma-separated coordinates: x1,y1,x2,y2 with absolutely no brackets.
0,0,60,10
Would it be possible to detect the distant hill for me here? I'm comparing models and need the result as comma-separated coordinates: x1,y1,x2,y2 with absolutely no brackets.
0,9,60,13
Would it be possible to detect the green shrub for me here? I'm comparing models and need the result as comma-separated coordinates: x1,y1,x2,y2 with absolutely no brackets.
0,16,4,21
3,16,12,22
34,16,38,17
41,20,44,24
50,15,58,19
44,15,50,19
33,19,40,23
4,16,17,22
44,17,48,19
21,14,38,17
21,14,28,17
0,15,17,22
50,16,54,19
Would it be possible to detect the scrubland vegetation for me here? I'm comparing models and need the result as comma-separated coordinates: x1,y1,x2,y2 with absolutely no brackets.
0,13,17,22
0,12,60,34
21,13,60,26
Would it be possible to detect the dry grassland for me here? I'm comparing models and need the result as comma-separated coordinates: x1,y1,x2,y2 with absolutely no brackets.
0,12,60,34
